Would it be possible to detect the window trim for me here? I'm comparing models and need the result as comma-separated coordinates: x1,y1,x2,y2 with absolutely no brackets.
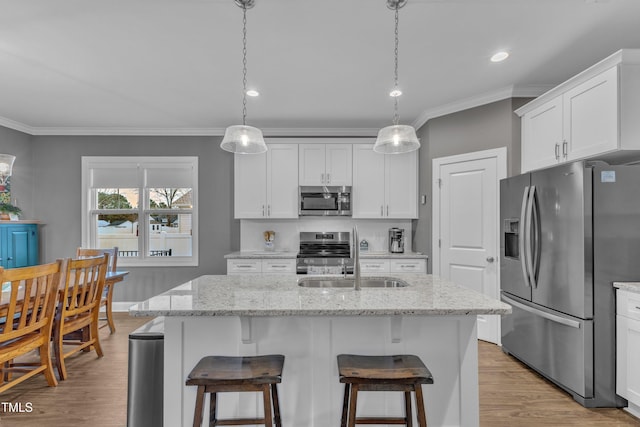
81,156,198,267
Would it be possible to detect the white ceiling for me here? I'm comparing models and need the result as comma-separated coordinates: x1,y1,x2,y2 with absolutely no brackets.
1,0,640,136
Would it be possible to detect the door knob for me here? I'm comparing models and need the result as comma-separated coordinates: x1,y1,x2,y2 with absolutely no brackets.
486,256,495,263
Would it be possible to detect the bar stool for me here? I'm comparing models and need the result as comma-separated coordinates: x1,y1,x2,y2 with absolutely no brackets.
186,354,284,427
337,354,433,427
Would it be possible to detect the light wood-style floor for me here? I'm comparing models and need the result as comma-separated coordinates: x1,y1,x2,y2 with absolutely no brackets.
1,314,639,426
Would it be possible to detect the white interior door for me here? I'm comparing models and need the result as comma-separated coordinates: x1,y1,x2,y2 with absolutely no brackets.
433,148,506,344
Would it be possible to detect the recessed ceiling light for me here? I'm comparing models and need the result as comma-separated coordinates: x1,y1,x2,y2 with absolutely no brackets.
490,51,509,63
246,89,260,97
389,88,402,97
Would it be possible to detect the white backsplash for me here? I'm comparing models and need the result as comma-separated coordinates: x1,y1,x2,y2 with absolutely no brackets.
240,218,413,253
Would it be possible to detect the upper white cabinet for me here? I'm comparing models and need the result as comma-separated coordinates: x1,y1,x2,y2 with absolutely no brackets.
517,50,640,172
299,143,352,186
352,144,418,219
234,143,299,219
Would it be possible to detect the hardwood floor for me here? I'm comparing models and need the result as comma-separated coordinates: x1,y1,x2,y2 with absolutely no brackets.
1,315,639,426
479,340,640,426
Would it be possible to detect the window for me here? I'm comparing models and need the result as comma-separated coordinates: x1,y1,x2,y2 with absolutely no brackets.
82,157,198,267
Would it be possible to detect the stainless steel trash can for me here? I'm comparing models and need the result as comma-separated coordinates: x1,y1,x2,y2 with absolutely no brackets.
127,317,164,427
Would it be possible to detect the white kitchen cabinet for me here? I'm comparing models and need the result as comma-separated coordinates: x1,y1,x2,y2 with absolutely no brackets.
616,288,640,418
226,258,296,275
226,259,261,275
299,143,352,186
360,259,390,274
352,144,418,219
389,258,427,274
518,50,640,173
234,144,298,219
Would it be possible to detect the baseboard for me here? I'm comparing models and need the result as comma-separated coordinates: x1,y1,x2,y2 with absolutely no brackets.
112,301,139,312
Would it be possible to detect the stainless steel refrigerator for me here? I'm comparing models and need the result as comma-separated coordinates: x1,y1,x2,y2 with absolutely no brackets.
500,160,640,408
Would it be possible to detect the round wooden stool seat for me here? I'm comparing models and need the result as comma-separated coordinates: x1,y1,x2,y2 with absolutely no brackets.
337,354,433,427
186,354,284,427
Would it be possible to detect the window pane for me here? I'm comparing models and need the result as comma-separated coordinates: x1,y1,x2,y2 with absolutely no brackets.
97,189,139,209
96,214,139,257
148,188,192,209
148,213,192,257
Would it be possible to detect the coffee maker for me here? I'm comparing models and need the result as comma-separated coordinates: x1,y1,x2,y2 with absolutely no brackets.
388,228,405,253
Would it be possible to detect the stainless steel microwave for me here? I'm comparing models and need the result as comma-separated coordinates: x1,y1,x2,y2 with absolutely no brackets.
299,186,352,216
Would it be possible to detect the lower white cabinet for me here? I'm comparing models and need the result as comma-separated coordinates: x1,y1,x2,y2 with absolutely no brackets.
227,258,296,275
616,288,640,417
360,258,427,274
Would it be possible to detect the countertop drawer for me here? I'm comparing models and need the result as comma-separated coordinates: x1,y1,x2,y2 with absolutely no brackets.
617,289,640,321
262,259,296,274
390,259,427,273
227,259,261,274
360,260,390,273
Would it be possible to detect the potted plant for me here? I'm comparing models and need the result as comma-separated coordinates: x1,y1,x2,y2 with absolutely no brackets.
0,202,21,220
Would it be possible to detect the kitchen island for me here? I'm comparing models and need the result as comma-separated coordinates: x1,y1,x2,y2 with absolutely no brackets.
129,274,510,427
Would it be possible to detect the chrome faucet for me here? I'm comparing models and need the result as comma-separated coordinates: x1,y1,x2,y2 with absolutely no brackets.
352,226,361,291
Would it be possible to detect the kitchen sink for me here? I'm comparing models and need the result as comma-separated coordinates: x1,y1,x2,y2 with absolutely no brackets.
297,276,409,288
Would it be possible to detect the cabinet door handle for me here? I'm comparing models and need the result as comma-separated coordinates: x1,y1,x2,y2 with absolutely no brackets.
562,140,568,158
555,143,560,160
270,265,288,269
262,205,265,217
236,265,255,269
380,206,384,217
387,205,389,216
321,173,325,183
268,205,271,216
327,173,331,183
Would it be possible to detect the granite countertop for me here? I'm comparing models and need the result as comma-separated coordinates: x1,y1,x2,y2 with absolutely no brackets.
224,251,428,259
613,282,640,293
129,274,510,317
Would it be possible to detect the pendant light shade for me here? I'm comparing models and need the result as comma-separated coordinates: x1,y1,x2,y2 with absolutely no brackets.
374,124,420,154
220,0,267,155
374,0,420,154
220,125,266,154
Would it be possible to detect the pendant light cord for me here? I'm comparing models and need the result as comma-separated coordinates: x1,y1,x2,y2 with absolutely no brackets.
242,4,248,126
393,4,400,126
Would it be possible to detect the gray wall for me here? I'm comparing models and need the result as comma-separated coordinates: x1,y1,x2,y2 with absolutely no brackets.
30,135,239,302
0,126,35,217
413,98,532,272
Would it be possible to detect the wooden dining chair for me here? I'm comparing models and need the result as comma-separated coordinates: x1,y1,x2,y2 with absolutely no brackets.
52,254,108,380
76,247,118,333
0,261,63,392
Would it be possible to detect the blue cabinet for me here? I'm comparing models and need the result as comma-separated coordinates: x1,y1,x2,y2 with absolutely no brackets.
0,223,39,269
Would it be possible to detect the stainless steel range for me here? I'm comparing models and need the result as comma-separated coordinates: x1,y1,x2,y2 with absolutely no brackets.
296,232,354,275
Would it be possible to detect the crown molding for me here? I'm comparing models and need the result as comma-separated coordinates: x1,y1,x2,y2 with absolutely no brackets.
411,84,552,130
0,86,550,137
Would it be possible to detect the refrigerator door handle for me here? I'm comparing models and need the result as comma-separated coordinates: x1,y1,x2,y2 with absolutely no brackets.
502,294,581,329
519,186,532,288
529,185,540,288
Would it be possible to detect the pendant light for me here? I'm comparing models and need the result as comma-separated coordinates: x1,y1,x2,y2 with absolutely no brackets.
373,0,420,154
220,0,267,154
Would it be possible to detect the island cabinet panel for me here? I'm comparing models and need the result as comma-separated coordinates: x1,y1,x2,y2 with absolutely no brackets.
518,50,640,173
299,143,352,186
234,144,298,219
164,315,479,427
0,223,39,269
352,144,418,219
616,289,640,417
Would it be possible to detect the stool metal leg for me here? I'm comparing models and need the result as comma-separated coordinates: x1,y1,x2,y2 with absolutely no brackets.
193,386,205,427
262,384,273,426
348,384,359,427
271,383,282,427
341,383,350,427
404,391,413,427
414,384,428,427
209,392,217,427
